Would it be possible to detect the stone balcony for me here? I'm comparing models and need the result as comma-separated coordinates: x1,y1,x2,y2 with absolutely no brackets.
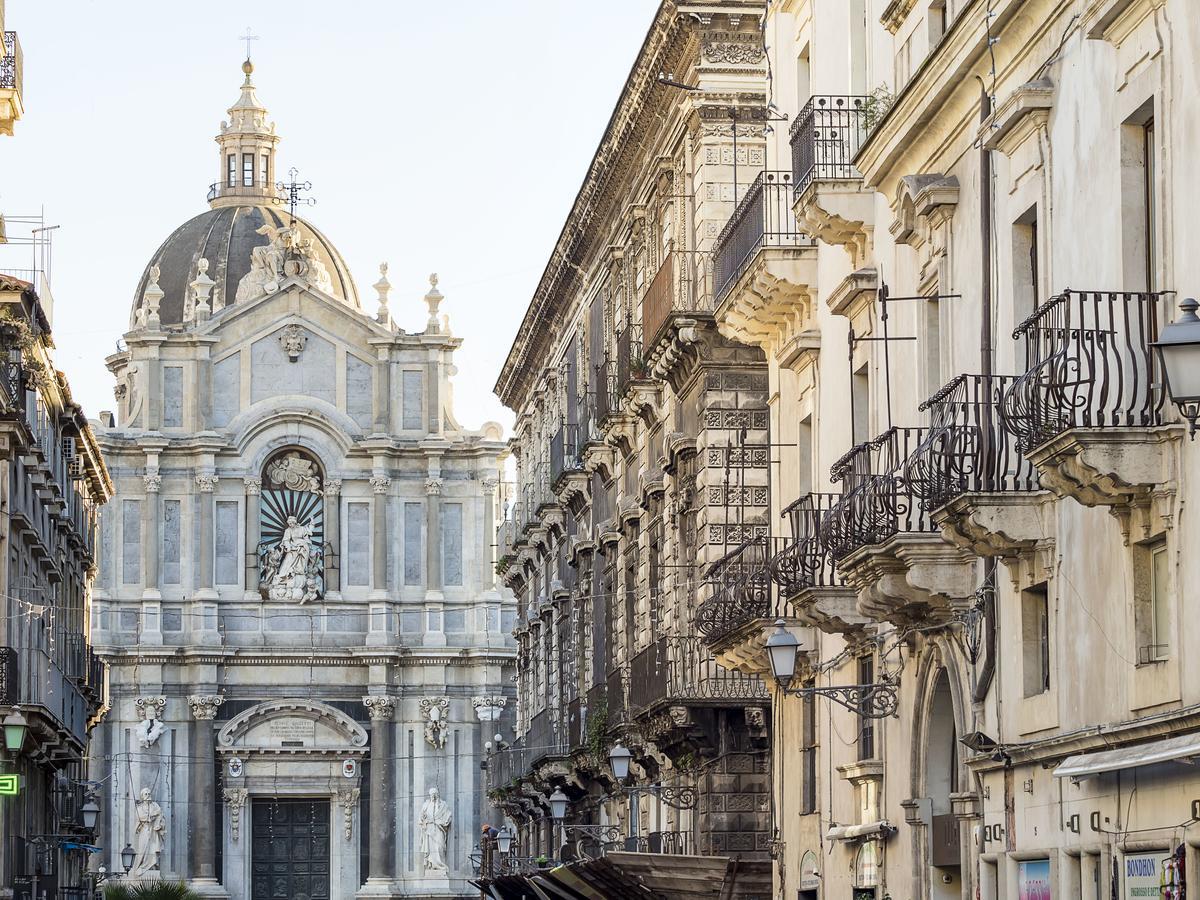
711,171,819,358
789,96,875,267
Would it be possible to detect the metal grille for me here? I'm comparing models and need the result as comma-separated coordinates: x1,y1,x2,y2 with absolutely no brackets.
904,373,1040,511
714,171,813,303
789,95,869,194
615,324,643,399
1,32,21,95
770,492,842,596
695,538,778,646
0,646,15,705
1001,289,1167,451
641,250,714,348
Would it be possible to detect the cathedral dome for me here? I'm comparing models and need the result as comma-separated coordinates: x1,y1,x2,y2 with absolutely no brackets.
129,205,360,328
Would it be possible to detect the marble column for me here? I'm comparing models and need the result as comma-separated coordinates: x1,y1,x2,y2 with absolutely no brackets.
481,477,498,589
244,477,261,600
142,474,161,597
324,479,342,596
425,477,443,594
362,696,396,885
370,476,390,592
188,694,224,886
196,474,218,591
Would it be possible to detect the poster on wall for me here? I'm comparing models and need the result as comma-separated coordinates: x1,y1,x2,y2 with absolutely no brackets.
1018,859,1051,900
1123,852,1170,899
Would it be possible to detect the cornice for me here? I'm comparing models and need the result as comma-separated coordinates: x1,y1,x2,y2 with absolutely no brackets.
97,646,516,667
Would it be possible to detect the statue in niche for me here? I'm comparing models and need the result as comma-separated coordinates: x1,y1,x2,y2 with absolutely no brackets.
418,787,452,873
420,697,450,749
258,449,326,603
130,787,166,877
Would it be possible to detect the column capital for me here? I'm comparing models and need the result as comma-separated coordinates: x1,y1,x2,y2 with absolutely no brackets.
370,475,392,495
143,474,162,493
425,477,444,496
243,476,262,495
195,474,219,493
188,694,224,720
135,696,167,720
362,695,396,721
323,478,343,497
480,477,499,494
472,695,507,722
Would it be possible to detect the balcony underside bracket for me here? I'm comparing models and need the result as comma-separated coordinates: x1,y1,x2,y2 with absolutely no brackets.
796,182,875,268
840,534,978,628
792,585,874,637
934,491,1056,558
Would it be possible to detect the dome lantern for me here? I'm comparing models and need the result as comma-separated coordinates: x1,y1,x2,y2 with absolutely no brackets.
208,59,281,209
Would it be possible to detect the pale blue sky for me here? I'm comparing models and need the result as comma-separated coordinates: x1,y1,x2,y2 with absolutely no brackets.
0,0,654,431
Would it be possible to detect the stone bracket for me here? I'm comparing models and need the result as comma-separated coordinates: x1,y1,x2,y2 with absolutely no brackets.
841,534,978,628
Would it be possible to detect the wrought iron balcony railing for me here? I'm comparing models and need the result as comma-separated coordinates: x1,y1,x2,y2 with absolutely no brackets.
615,323,644,400
1,31,22,95
549,423,581,486
714,171,813,303
769,492,842,596
594,357,618,424
627,635,768,712
641,250,714,349
790,95,869,195
0,646,14,705
821,426,933,560
1000,289,1168,452
904,373,1040,512
696,537,781,647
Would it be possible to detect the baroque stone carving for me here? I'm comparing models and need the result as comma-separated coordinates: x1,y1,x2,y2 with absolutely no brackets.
362,695,396,721
142,474,161,494
370,475,392,495
278,323,308,362
195,474,219,493
134,696,167,748
322,478,342,497
243,476,262,496
418,787,452,873
235,221,334,303
472,696,507,722
420,697,450,749
266,452,322,495
130,787,166,877
703,41,765,65
425,477,443,496
223,788,249,842
259,515,321,604
338,788,360,840
188,694,224,720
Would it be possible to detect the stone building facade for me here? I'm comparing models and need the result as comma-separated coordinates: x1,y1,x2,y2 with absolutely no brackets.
704,1,1200,899
489,2,781,896
0,274,111,900
90,61,515,900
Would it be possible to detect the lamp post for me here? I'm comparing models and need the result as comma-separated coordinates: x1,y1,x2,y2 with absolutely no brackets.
607,744,632,782
81,798,100,831
496,826,513,855
1152,296,1200,438
764,620,900,718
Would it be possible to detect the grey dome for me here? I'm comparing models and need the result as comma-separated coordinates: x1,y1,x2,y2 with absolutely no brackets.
130,205,359,328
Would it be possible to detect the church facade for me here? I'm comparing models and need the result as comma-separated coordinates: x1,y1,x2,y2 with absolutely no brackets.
89,61,515,900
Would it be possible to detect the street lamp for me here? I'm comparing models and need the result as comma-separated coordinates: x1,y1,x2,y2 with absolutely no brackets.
1153,296,1200,438
2,711,27,753
548,788,569,822
608,744,632,782
81,798,100,831
119,843,135,875
765,620,800,688
496,826,513,855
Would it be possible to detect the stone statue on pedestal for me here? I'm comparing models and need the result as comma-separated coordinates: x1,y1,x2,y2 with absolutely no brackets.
418,787,452,873
130,787,166,876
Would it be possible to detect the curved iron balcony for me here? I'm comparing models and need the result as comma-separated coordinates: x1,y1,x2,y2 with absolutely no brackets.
821,427,932,561
769,492,842,596
903,373,1040,512
696,537,776,647
999,289,1168,452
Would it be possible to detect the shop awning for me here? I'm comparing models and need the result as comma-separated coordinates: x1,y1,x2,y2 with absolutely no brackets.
492,852,740,899
826,821,896,841
1053,733,1200,780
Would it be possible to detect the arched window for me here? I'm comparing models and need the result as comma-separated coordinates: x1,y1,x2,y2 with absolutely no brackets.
258,448,325,603
855,841,879,891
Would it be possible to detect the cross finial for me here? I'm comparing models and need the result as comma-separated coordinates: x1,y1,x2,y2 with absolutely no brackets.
276,167,315,224
240,27,259,61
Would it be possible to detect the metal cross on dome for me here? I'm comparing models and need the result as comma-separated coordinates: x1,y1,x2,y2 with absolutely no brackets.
276,168,316,224
240,27,259,60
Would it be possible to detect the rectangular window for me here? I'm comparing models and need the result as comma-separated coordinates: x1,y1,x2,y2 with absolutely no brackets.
857,656,876,760
162,499,181,584
442,502,463,586
121,499,141,583
260,154,269,187
162,366,183,428
1144,119,1157,291
346,502,370,586
401,371,423,430
226,153,236,187
801,684,817,814
1021,583,1051,696
1120,102,1156,291
797,416,814,499
242,153,254,187
214,500,239,584
929,0,948,43
1134,538,1170,662
403,501,422,585
852,367,870,445
1012,207,1039,335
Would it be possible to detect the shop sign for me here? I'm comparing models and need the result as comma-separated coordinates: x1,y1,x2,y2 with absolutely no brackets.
1018,859,1051,900
0,773,18,795
1123,852,1169,899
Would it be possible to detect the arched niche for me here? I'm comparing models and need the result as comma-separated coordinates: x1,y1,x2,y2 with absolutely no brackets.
258,447,326,602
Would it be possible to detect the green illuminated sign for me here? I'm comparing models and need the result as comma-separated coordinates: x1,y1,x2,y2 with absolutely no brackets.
0,774,19,795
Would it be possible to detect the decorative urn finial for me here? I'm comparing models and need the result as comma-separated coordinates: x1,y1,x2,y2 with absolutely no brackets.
424,272,443,333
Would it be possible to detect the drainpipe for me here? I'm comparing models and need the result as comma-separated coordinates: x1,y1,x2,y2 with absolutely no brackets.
974,81,997,705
